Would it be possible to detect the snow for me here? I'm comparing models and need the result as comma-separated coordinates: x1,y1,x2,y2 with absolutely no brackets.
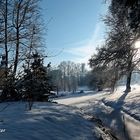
55,91,109,105
123,113,140,140
103,84,140,140
1,83,140,140
104,84,140,120
0,102,100,140
55,84,140,140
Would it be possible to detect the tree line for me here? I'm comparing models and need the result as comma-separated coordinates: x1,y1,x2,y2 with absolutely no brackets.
50,61,88,94
0,0,43,77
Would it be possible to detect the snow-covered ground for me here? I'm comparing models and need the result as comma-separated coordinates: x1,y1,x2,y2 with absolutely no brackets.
0,101,104,140
54,91,109,105
103,84,140,140
104,84,140,120
1,84,140,140
55,84,140,140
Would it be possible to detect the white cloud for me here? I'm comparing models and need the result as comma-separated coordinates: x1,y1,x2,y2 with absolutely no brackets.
64,23,104,65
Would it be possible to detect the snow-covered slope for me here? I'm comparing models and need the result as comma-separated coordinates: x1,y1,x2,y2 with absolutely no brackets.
0,102,99,140
103,84,140,140
104,84,140,120
56,85,140,140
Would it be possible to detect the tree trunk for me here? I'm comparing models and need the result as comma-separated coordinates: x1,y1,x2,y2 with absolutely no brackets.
13,28,19,76
64,72,66,92
13,6,20,77
125,57,133,93
126,70,132,92
4,0,8,78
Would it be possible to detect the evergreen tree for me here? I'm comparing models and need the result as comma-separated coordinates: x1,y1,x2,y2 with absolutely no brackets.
22,52,52,110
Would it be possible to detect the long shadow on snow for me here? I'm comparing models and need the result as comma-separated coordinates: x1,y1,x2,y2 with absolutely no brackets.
101,91,130,140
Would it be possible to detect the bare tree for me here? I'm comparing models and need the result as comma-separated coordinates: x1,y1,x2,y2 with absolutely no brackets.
57,61,84,93
11,0,43,76
58,61,67,91
90,0,139,92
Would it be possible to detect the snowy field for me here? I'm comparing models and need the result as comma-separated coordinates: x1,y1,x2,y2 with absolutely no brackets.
0,102,105,140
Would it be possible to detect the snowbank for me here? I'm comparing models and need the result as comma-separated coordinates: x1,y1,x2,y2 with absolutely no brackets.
104,84,140,120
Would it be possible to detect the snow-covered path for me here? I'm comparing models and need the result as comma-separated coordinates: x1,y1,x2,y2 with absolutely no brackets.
55,91,108,105
55,90,140,140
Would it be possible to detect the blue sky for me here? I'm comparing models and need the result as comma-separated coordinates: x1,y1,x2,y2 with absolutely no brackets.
40,0,108,68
